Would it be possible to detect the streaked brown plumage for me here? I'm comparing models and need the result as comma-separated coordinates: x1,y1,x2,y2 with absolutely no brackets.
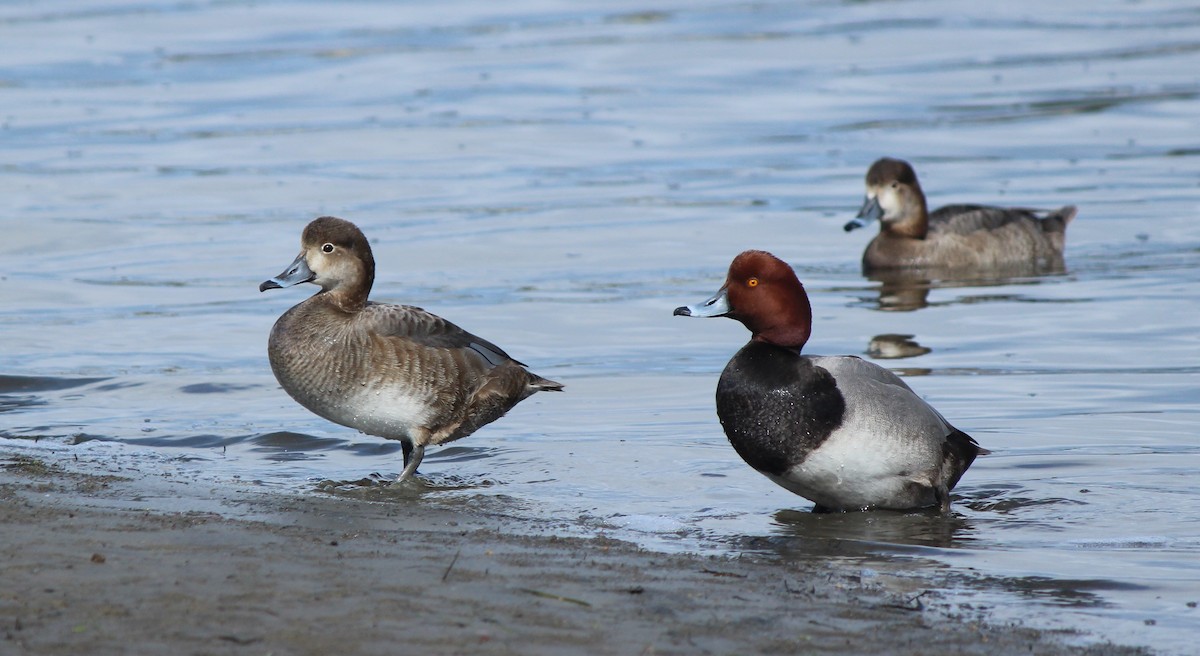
846,157,1076,272
259,216,562,483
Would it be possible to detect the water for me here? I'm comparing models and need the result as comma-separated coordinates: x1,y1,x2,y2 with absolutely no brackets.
3,0,1198,652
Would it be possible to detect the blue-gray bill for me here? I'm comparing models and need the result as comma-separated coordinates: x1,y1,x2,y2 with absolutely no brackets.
259,252,315,292
673,287,731,318
844,195,883,232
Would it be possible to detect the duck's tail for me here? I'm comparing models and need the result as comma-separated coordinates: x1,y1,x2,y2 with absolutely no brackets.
528,373,564,393
1041,205,1077,234
944,429,987,491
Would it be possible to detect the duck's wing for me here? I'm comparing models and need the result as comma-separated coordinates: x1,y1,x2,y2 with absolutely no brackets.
929,205,1036,234
809,354,986,487
806,355,956,438
807,354,917,393
930,204,1075,236
360,302,519,367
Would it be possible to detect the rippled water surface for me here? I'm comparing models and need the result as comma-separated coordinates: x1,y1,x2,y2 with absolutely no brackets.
3,1,1198,652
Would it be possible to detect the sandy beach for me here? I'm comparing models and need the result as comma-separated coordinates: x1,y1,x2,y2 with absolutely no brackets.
1,447,1146,656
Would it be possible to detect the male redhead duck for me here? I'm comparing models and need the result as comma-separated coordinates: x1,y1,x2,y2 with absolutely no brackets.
259,216,562,483
674,250,984,512
845,157,1076,272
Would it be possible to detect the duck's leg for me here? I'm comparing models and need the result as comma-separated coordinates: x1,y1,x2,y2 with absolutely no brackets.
935,485,951,513
395,443,425,484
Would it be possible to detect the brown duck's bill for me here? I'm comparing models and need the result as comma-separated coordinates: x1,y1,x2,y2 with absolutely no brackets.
259,251,315,292
844,195,882,232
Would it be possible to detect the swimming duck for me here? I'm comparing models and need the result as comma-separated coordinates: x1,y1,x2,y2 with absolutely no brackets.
259,216,562,483
674,250,984,512
845,157,1076,272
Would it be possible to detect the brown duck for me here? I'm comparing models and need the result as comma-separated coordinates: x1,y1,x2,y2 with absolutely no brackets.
846,157,1076,273
259,216,562,483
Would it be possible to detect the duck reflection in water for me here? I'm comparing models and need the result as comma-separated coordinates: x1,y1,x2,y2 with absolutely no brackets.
861,266,1067,312
867,334,931,360
772,506,973,550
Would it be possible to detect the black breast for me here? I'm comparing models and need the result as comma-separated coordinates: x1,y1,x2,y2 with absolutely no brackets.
715,342,845,477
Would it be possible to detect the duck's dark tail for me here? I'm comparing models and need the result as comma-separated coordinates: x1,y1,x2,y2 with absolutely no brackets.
944,429,988,491
528,373,564,393
1040,205,1077,234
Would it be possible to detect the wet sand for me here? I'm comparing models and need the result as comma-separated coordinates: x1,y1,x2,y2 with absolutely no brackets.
1,448,1146,656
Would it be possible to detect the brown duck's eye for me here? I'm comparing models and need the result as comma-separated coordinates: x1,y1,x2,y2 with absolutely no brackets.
747,277,759,288
321,243,335,253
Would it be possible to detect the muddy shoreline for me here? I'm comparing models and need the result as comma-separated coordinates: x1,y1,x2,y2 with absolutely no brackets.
0,447,1147,655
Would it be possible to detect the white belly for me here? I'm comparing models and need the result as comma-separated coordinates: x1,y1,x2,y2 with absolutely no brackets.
767,427,939,510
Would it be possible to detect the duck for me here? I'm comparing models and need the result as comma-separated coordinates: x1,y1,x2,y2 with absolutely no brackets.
674,250,985,512
259,216,562,483
845,157,1076,272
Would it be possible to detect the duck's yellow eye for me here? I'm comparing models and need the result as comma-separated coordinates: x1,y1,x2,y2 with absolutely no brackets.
321,243,335,254
747,277,758,288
